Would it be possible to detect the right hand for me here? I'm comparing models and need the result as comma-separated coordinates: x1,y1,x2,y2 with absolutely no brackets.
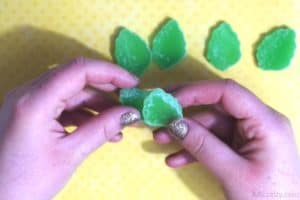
154,80,300,200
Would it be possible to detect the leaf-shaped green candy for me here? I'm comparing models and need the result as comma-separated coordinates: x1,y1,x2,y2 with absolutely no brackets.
151,19,186,69
142,88,183,127
119,88,150,113
114,28,151,76
256,28,296,70
205,22,241,71
119,88,183,128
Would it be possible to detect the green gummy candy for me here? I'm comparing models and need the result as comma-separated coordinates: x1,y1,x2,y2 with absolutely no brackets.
151,19,186,69
256,28,296,70
114,28,151,76
206,22,241,70
119,88,150,112
119,88,183,128
142,88,183,127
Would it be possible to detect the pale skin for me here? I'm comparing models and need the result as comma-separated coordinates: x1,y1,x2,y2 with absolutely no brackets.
0,58,299,200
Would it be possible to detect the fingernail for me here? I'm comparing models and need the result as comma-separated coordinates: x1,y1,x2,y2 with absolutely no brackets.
120,112,140,127
134,75,139,82
168,118,189,140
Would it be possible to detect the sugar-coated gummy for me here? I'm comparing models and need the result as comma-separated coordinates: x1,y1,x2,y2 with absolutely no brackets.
119,88,183,127
151,19,186,69
119,88,150,113
205,22,241,70
142,88,183,127
256,28,296,70
114,28,151,76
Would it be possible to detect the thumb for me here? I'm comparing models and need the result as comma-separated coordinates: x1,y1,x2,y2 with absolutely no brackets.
65,106,140,162
168,118,244,182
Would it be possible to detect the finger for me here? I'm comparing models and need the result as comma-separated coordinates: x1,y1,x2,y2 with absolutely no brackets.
65,106,140,161
153,129,173,144
31,57,138,118
166,149,196,168
155,115,239,170
94,83,117,92
30,67,119,93
109,133,123,143
164,84,187,93
153,110,235,144
168,118,245,182
64,88,117,112
175,80,269,120
191,111,235,144
59,110,94,127
59,90,117,127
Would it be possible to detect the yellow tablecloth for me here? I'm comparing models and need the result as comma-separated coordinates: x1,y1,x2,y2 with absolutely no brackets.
0,1,299,199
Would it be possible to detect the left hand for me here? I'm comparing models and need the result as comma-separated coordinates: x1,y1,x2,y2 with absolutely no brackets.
0,57,140,200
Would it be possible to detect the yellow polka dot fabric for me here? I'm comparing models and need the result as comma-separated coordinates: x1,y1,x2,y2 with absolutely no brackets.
0,1,300,199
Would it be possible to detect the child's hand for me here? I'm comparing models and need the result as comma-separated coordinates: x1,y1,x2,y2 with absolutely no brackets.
0,58,140,200
154,80,300,200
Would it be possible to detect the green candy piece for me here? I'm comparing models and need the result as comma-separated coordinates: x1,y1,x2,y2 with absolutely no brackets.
206,22,241,70
256,28,296,70
119,88,183,128
114,28,151,76
119,88,150,112
142,88,183,127
151,19,186,69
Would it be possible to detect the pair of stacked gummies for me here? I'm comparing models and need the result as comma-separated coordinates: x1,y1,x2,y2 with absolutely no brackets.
115,19,296,127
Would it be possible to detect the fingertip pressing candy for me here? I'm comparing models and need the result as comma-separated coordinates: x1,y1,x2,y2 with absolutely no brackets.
151,19,186,69
119,88,183,127
114,28,151,76
256,27,296,70
205,22,241,71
